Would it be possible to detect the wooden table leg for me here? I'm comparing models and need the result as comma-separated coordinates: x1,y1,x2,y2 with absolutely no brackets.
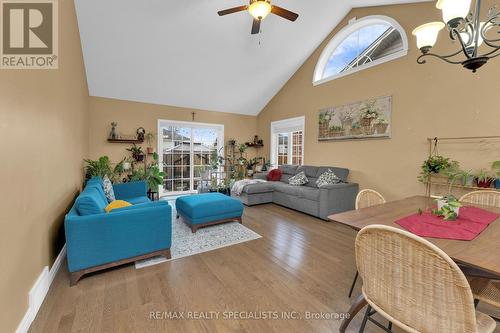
339,293,368,333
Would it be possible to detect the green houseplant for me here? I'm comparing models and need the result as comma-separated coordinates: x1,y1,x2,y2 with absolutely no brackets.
127,144,145,162
84,156,124,182
129,152,165,192
474,169,494,188
418,155,455,183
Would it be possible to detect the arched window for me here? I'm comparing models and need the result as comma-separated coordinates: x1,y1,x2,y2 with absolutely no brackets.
313,15,408,85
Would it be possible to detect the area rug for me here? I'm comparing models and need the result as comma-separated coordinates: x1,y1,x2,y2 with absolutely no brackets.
135,213,261,269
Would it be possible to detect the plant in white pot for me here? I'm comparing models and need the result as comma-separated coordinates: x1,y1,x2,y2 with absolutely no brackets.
434,164,462,221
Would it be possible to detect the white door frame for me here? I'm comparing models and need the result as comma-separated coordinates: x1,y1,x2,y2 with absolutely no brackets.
270,116,305,167
157,119,224,196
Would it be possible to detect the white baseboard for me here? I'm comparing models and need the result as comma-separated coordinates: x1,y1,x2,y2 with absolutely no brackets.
15,244,67,333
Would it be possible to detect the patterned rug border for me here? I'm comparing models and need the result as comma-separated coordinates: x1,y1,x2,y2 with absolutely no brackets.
135,222,262,269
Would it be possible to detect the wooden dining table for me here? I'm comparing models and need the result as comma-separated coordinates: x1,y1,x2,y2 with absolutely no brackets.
328,195,500,333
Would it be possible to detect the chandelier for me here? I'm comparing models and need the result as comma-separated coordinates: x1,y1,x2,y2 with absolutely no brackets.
412,0,500,72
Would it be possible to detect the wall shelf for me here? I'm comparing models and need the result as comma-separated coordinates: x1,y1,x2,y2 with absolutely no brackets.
107,138,144,144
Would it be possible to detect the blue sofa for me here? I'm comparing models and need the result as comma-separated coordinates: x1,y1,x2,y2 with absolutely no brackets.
64,177,172,285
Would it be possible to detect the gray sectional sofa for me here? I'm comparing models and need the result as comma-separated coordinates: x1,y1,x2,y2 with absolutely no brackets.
233,165,359,220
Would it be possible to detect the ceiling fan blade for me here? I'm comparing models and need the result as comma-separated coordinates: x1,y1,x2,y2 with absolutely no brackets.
218,5,248,16
271,5,299,22
251,18,261,34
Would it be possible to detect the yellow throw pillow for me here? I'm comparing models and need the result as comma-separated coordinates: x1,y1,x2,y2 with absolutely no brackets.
105,200,132,213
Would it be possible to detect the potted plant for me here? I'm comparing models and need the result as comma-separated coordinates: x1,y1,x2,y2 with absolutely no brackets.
457,169,474,187
145,132,155,154
492,161,500,189
246,158,259,176
238,143,247,154
418,155,455,183
129,152,165,193
127,144,145,162
83,156,125,183
261,158,272,172
474,169,494,188
434,195,462,221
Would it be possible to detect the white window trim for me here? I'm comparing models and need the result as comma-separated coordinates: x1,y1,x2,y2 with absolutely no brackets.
270,116,305,167
313,15,409,86
157,119,224,196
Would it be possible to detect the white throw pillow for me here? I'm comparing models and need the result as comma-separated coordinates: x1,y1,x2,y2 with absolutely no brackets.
288,171,309,186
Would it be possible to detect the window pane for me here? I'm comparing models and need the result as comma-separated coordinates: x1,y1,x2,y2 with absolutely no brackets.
323,24,402,78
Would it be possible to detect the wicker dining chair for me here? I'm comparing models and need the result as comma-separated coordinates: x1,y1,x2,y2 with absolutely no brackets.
459,190,500,318
355,189,386,210
348,189,387,298
459,190,500,208
355,225,496,333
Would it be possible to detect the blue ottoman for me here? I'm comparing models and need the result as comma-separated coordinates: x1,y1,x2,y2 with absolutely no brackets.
176,193,244,233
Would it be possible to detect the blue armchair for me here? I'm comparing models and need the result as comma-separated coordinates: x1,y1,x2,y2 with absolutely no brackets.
64,178,171,285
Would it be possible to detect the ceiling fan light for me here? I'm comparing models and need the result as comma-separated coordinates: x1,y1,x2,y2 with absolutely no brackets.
412,22,445,51
248,1,272,20
436,0,472,26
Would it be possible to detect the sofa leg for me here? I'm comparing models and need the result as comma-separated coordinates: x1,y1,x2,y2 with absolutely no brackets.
176,214,179,219
163,249,171,259
237,217,243,224
70,271,84,286
191,226,198,233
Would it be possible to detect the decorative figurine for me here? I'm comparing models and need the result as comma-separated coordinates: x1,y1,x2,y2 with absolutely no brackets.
136,127,146,141
109,122,118,139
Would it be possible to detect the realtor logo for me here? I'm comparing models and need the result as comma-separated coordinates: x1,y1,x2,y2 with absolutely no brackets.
1,0,58,69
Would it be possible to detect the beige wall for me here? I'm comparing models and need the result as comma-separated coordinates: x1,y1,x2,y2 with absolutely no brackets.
0,0,89,332
88,97,259,163
257,1,500,201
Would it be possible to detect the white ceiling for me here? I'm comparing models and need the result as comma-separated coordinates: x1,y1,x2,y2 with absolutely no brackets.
75,0,428,115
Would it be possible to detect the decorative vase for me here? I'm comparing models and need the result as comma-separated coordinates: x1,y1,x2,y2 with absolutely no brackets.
147,147,154,154
463,175,474,187
495,179,500,189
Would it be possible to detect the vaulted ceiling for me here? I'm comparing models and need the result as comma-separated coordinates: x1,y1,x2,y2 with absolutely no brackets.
75,0,428,115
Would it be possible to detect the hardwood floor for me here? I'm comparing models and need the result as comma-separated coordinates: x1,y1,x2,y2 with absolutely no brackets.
29,204,500,333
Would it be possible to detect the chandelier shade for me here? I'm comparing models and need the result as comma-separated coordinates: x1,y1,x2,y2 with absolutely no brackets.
412,22,445,51
436,0,472,26
414,0,500,72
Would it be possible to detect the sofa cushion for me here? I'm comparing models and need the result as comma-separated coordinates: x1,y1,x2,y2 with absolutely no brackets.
273,182,320,201
267,168,283,181
279,165,298,175
288,171,309,186
75,187,107,215
296,166,319,178
243,182,275,194
83,182,108,207
316,166,349,183
126,196,151,205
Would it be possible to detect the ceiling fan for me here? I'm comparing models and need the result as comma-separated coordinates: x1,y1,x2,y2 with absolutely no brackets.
218,0,299,34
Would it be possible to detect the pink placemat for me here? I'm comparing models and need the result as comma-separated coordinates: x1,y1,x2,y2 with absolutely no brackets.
395,206,500,241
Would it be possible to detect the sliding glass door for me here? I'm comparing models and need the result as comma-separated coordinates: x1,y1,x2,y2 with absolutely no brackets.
158,120,224,195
